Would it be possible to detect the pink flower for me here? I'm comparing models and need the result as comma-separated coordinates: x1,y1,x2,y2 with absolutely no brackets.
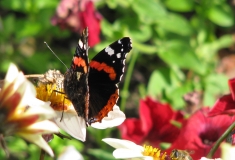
51,0,102,47
167,108,235,159
118,97,185,147
209,78,235,116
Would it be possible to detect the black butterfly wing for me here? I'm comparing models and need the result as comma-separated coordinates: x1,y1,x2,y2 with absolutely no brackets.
88,37,132,123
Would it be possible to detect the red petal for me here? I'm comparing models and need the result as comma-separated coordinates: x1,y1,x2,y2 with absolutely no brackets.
229,78,235,101
208,94,235,116
79,1,101,47
167,108,234,159
118,118,145,144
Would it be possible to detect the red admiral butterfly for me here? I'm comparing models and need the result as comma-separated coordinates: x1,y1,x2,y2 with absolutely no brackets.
64,28,132,125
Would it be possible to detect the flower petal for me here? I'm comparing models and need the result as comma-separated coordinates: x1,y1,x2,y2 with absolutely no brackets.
23,100,56,120
18,133,54,157
113,148,152,160
91,105,125,129
58,146,84,160
102,138,143,151
208,94,235,116
3,63,19,90
53,111,86,141
229,78,235,101
21,120,59,134
221,143,235,160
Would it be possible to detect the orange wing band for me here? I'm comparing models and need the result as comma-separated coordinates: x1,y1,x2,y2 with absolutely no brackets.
90,61,116,80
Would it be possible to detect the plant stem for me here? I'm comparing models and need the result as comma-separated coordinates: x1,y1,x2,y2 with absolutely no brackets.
120,51,138,111
39,149,45,160
207,121,235,158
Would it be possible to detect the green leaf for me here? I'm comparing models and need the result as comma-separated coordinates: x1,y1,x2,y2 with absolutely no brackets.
157,13,193,36
2,14,15,37
88,149,116,160
16,21,42,38
34,0,58,9
118,17,152,42
165,82,193,108
156,40,206,74
165,0,194,12
0,0,32,12
147,68,171,97
207,4,234,27
197,35,233,61
134,41,158,54
132,0,166,24
204,74,228,106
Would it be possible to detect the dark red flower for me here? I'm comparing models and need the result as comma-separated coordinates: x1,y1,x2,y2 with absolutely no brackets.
209,78,235,116
51,0,102,47
167,108,235,159
118,97,185,147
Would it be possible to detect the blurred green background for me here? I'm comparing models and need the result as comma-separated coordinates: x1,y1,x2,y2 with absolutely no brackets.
0,0,235,159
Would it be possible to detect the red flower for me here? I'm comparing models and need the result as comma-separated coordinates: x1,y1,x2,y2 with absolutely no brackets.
167,108,235,159
209,78,235,116
118,97,185,147
51,0,102,47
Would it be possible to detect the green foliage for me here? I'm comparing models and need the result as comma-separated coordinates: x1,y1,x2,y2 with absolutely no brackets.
0,0,234,159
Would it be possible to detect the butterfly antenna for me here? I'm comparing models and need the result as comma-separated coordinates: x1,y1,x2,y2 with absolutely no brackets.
44,42,68,70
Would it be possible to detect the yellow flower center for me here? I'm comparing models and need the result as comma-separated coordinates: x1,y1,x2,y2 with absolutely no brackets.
142,145,167,160
36,82,72,111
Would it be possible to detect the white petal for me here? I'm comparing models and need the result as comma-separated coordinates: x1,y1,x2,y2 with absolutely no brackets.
102,138,143,151
221,143,235,160
26,120,59,133
3,63,19,89
53,111,86,141
113,148,152,160
58,146,84,160
23,99,56,120
91,105,125,129
18,133,54,157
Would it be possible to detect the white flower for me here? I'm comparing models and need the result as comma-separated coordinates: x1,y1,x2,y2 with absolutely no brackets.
91,105,126,129
102,138,166,160
58,146,84,160
35,69,126,141
0,63,59,157
221,142,235,160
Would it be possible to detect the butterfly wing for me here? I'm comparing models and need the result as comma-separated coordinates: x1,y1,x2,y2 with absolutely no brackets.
88,37,132,123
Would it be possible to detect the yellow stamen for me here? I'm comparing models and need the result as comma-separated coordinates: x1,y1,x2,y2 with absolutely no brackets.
36,82,72,111
142,145,167,160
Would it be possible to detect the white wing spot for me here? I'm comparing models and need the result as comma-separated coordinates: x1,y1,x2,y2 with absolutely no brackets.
121,48,124,52
116,53,121,58
113,60,115,63
118,40,121,44
105,46,114,56
78,40,83,48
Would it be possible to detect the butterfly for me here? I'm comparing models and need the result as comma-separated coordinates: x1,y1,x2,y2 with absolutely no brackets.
63,28,132,125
